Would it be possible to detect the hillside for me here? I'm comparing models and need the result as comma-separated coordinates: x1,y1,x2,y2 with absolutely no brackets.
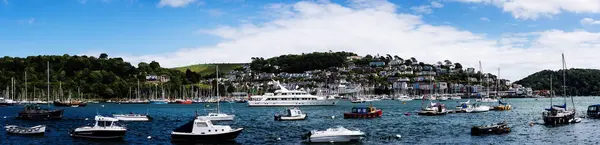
515,69,600,96
173,63,245,75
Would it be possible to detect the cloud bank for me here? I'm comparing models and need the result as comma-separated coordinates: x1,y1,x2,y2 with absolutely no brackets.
454,0,600,20
118,0,600,81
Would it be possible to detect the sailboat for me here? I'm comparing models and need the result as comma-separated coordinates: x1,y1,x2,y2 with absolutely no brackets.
542,53,579,125
200,65,235,121
417,76,447,116
17,62,64,120
149,84,169,104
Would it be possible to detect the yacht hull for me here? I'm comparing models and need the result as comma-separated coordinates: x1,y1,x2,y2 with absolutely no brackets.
308,135,363,143
171,128,243,142
248,100,337,107
17,109,64,120
70,130,127,139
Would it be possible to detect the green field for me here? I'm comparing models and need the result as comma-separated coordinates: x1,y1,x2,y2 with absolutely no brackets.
173,63,246,75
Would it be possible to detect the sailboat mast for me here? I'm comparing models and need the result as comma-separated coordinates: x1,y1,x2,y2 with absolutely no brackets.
25,71,27,103
563,53,575,110
47,61,50,107
216,65,220,113
550,74,553,106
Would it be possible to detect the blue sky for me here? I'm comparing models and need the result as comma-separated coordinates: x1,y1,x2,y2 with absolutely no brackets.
2,0,600,80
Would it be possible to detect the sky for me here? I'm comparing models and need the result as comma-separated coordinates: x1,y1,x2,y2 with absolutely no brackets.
2,0,600,81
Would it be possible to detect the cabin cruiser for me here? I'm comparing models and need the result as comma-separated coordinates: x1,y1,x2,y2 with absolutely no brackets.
587,104,600,118
17,104,64,120
113,113,152,121
418,102,447,116
248,81,337,107
274,107,307,121
70,115,127,139
302,126,364,143
171,116,243,142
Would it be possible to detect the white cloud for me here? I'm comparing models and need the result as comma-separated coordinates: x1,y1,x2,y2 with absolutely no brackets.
480,17,490,21
158,0,195,8
411,1,444,14
581,17,600,25
117,1,600,81
453,0,600,20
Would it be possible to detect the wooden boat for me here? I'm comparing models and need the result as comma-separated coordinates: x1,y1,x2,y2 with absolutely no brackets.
543,54,576,125
274,107,307,121
5,125,46,135
343,104,382,119
471,122,510,136
587,104,600,118
17,104,64,120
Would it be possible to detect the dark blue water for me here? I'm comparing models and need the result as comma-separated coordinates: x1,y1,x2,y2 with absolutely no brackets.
1,97,600,145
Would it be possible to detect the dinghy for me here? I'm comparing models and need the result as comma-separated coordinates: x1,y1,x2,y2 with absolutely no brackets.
5,125,46,135
274,107,307,121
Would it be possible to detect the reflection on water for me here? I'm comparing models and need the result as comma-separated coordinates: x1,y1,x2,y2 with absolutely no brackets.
1,97,600,144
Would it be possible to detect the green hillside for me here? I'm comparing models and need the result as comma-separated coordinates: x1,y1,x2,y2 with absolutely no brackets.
173,63,245,75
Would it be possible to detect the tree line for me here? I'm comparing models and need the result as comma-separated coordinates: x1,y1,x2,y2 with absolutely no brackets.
515,69,600,96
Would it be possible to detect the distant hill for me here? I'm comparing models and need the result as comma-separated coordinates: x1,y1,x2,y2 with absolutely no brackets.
173,63,246,75
515,69,600,96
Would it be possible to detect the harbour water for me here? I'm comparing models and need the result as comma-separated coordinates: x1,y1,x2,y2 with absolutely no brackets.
1,97,600,145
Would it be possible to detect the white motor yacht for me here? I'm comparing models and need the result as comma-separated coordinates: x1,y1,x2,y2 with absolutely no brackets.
248,81,337,107
171,116,243,142
274,107,307,121
467,103,490,113
70,115,127,139
302,126,364,143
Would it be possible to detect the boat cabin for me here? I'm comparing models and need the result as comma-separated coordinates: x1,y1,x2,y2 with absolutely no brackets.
351,106,378,114
95,116,121,127
587,104,600,118
280,108,303,117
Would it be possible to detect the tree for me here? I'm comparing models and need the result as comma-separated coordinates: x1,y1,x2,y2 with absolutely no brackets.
99,53,109,59
454,63,463,70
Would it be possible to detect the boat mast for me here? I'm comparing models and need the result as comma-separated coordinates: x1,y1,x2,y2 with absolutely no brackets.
47,61,50,107
563,53,575,110
216,65,220,113
550,74,553,106
25,71,27,103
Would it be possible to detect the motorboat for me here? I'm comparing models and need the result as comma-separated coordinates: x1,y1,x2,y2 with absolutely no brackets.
70,115,127,139
171,116,243,142
5,125,46,135
587,104,600,118
471,121,510,136
396,95,413,101
113,113,152,121
468,103,490,113
149,99,169,104
476,97,498,103
274,107,307,121
248,80,337,107
437,95,448,101
418,102,447,116
302,126,364,143
0,97,16,106
200,112,235,121
350,97,365,103
343,104,382,119
17,104,64,120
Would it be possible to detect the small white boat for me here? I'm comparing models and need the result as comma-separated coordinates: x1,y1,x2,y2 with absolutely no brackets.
476,98,498,103
113,113,152,121
70,115,127,139
396,95,413,101
302,126,364,143
438,96,448,101
274,107,307,121
5,125,46,135
200,112,235,121
467,103,490,113
171,116,243,142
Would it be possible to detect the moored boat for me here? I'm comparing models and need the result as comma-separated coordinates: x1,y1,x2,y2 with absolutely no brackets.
171,116,243,142
543,54,577,125
113,113,152,121
494,100,512,111
418,102,447,116
17,104,64,120
302,126,364,143
70,115,127,139
471,121,510,136
274,107,307,121
5,125,46,135
587,104,600,118
343,104,382,119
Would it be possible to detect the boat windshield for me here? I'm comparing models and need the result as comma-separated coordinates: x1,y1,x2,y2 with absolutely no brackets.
589,106,598,112
97,121,113,127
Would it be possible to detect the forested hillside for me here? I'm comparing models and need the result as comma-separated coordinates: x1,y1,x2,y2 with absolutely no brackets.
515,69,600,96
